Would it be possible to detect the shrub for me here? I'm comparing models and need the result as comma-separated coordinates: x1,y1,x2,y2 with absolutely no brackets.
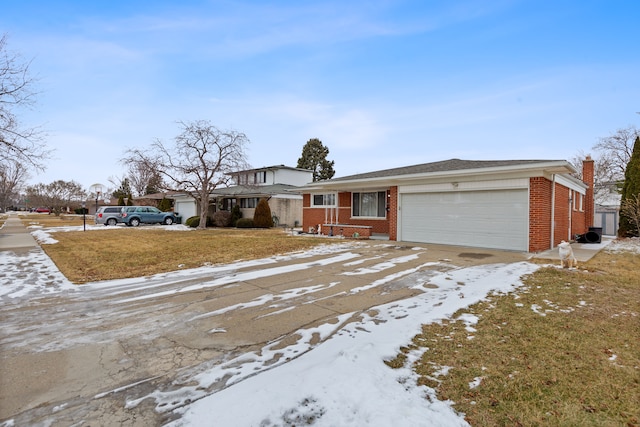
236,218,255,228
157,197,172,212
186,215,215,228
230,204,242,227
253,198,274,228
185,216,200,228
212,211,232,227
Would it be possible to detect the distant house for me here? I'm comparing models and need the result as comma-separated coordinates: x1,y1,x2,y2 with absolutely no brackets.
594,181,621,236
300,158,595,252
171,165,313,226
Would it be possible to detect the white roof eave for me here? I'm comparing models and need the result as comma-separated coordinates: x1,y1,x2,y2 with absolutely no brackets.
300,161,575,192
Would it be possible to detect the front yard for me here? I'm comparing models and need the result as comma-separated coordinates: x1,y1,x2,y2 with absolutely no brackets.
388,244,640,426
8,213,640,425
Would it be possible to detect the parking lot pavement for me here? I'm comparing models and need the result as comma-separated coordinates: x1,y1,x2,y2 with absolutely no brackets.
1,221,536,426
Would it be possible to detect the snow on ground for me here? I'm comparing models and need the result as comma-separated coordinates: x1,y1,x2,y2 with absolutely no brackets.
28,223,193,245
605,236,640,254
0,249,77,298
3,223,639,427
163,262,541,427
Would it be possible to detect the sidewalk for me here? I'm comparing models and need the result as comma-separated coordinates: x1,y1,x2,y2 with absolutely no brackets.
530,236,614,263
0,215,40,252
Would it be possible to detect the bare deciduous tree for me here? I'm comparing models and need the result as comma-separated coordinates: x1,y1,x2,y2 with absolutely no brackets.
126,161,164,196
0,33,50,170
592,125,639,182
25,180,86,214
123,120,250,229
0,160,29,211
570,151,618,205
571,126,639,207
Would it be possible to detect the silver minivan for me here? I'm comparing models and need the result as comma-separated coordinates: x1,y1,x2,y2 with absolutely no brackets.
95,206,125,226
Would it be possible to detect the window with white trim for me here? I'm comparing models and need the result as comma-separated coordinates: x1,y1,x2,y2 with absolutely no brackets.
312,193,336,207
240,197,259,208
237,174,249,185
352,191,386,218
253,171,266,184
579,193,584,211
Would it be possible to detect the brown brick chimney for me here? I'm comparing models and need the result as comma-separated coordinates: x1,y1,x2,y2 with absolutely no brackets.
583,155,595,227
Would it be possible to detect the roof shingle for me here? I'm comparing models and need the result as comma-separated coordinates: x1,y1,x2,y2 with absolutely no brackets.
327,158,565,182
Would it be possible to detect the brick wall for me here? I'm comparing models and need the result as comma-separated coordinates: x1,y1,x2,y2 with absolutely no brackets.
571,199,587,238
529,177,552,252
583,156,595,227
321,224,372,238
389,186,398,240
554,185,571,243
530,173,592,252
302,191,391,234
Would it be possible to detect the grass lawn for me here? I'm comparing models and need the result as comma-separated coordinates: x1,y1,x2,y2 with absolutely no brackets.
387,248,640,426
17,214,327,283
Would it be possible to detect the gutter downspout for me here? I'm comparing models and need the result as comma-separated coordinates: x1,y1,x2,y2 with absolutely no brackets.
550,174,556,250
568,193,573,241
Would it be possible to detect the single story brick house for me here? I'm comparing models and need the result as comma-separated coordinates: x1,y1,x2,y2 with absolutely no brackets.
301,158,595,252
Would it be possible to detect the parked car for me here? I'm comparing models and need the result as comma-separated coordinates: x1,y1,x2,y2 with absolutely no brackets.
120,206,178,226
34,207,51,213
95,206,126,226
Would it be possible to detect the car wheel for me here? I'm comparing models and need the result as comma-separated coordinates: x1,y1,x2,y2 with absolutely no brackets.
130,218,140,227
107,218,117,226
164,217,174,225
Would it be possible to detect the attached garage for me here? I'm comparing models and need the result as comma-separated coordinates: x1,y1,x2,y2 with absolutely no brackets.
399,189,529,251
174,198,197,220
302,158,595,253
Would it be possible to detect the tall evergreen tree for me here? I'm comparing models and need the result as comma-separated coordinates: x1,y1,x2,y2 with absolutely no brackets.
618,136,640,237
253,198,274,228
297,138,335,181
113,178,132,200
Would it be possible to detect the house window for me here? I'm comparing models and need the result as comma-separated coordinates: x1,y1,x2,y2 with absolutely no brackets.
237,174,249,185
254,171,267,184
352,191,386,218
240,198,259,208
579,193,584,211
572,190,583,211
312,194,336,207
221,198,236,211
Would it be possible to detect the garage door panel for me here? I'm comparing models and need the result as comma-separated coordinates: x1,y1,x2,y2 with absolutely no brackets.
400,190,528,251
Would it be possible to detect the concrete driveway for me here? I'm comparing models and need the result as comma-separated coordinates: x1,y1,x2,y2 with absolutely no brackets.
0,217,535,426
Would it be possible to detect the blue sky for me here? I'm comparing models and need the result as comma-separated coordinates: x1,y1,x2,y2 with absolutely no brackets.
2,0,639,191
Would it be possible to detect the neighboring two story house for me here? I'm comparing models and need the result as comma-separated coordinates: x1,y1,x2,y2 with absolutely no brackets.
171,165,313,227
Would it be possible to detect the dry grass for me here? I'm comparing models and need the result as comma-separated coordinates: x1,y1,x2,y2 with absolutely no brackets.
19,213,87,228
387,250,640,426
29,220,327,283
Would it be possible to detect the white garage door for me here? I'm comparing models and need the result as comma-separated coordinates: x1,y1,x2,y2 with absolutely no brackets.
400,189,528,251
175,200,197,220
